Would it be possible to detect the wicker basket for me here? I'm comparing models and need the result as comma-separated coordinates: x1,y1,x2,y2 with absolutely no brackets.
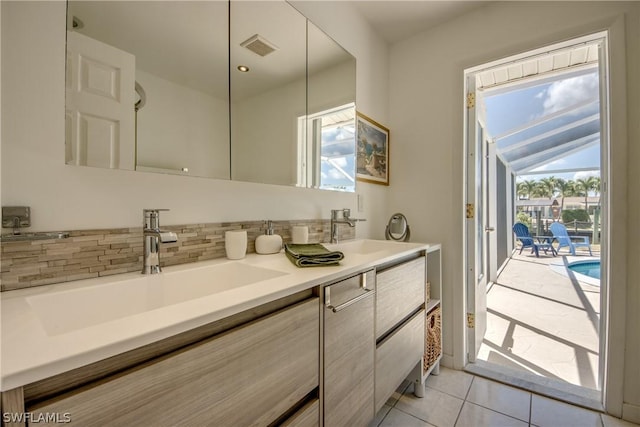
424,306,442,374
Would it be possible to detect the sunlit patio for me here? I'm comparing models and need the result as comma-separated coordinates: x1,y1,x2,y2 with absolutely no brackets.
478,246,602,395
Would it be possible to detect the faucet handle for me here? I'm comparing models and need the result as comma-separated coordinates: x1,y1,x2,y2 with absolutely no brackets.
143,208,170,228
343,208,351,217
143,208,170,214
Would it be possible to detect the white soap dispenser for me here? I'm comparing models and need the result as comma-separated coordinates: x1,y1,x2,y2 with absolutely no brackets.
255,220,283,255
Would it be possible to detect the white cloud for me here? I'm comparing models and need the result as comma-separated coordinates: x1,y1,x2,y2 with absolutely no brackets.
541,73,599,115
332,157,348,168
328,169,344,180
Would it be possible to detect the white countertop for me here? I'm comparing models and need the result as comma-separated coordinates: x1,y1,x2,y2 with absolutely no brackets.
1,239,439,391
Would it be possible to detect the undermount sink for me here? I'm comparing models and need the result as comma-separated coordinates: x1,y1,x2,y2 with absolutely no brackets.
327,239,396,255
27,262,288,336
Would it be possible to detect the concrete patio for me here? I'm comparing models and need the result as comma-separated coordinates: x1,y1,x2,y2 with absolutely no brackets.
477,246,601,395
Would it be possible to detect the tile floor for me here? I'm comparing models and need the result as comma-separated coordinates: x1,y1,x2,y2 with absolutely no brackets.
370,367,639,427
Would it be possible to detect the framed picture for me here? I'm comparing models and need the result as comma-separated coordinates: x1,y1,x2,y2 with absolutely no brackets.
356,112,389,185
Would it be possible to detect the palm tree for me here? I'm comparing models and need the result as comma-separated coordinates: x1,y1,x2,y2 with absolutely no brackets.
592,176,602,207
536,177,556,199
517,180,536,200
576,176,598,211
555,178,573,214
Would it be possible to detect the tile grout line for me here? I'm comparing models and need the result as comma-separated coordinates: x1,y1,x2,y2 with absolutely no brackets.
461,372,536,426
452,376,475,426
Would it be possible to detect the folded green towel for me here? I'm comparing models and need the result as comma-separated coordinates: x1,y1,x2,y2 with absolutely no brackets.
284,243,344,267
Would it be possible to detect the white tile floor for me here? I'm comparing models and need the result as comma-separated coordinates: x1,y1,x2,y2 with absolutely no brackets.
370,367,639,427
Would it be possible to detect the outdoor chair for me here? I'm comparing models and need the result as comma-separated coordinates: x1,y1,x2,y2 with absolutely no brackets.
549,222,593,256
512,222,556,257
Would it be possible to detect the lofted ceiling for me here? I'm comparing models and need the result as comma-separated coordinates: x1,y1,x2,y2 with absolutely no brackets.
350,1,490,44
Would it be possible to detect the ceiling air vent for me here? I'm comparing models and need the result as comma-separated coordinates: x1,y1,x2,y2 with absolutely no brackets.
240,34,278,57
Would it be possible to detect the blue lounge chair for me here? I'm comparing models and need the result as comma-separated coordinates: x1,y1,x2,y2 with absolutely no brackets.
550,222,593,256
513,223,556,257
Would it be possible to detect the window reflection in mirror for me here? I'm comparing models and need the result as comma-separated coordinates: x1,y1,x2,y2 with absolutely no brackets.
306,21,357,192
297,104,356,192
65,1,230,179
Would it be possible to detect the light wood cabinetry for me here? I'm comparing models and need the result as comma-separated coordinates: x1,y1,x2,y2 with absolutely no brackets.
376,257,425,340
375,309,425,412
374,255,427,413
29,298,319,427
323,270,375,427
281,399,320,427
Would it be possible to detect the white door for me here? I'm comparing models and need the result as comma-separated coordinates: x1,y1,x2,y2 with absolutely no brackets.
66,31,136,170
466,82,489,363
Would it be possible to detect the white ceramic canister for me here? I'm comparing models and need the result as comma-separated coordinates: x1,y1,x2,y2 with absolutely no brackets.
291,225,309,244
225,230,248,260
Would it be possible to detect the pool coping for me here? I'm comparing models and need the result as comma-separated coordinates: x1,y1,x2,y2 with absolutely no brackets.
549,256,601,286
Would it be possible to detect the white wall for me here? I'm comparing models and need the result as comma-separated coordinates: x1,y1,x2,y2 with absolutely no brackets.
388,1,639,420
1,1,389,238
136,69,229,179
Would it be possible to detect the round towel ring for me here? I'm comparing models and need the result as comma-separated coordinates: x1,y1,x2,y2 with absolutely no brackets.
385,213,411,242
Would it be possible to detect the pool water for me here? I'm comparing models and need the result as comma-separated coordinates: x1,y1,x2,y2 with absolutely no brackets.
568,261,601,280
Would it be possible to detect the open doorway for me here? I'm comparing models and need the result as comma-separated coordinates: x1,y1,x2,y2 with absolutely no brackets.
463,32,609,409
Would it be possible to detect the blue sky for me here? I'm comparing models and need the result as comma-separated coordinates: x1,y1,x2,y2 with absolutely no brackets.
483,71,601,183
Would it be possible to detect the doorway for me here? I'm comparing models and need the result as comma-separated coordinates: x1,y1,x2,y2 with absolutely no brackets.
463,32,610,409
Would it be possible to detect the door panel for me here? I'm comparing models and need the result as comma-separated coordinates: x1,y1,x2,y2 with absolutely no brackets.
466,79,488,363
66,31,135,169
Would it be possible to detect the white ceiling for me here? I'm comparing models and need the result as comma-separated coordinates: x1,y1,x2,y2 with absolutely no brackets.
350,1,490,44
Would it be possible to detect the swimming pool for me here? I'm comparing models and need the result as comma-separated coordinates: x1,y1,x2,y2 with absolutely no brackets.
568,261,601,280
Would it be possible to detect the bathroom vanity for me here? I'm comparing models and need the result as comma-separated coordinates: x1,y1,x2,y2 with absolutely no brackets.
0,240,442,426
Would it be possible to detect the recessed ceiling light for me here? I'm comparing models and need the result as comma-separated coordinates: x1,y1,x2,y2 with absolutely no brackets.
237,65,250,73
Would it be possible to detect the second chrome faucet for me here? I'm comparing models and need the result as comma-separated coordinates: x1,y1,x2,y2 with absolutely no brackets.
142,209,178,274
330,208,365,243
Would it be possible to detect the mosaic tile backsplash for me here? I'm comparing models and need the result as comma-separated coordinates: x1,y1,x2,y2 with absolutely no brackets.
1,219,355,292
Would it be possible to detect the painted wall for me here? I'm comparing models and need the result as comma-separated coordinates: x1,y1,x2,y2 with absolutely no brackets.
1,1,388,239
388,1,638,420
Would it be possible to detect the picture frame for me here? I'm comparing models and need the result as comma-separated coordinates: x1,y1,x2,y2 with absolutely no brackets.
356,112,389,185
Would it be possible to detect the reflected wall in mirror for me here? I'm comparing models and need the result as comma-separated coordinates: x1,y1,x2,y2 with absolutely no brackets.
65,1,230,179
230,1,307,186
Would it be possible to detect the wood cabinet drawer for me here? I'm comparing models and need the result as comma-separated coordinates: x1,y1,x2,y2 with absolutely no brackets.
324,271,375,427
374,309,425,413
281,399,319,427
30,298,320,427
376,257,425,339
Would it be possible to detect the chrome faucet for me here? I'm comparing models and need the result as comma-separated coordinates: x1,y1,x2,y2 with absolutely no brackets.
142,209,178,274
330,208,365,243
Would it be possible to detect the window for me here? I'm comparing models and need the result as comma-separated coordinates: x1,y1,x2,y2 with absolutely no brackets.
297,103,356,192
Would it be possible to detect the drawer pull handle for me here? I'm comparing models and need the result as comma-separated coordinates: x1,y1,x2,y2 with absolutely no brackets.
326,288,373,313
325,273,373,313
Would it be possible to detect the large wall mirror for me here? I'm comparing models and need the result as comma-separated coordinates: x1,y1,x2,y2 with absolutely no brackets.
65,1,356,191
